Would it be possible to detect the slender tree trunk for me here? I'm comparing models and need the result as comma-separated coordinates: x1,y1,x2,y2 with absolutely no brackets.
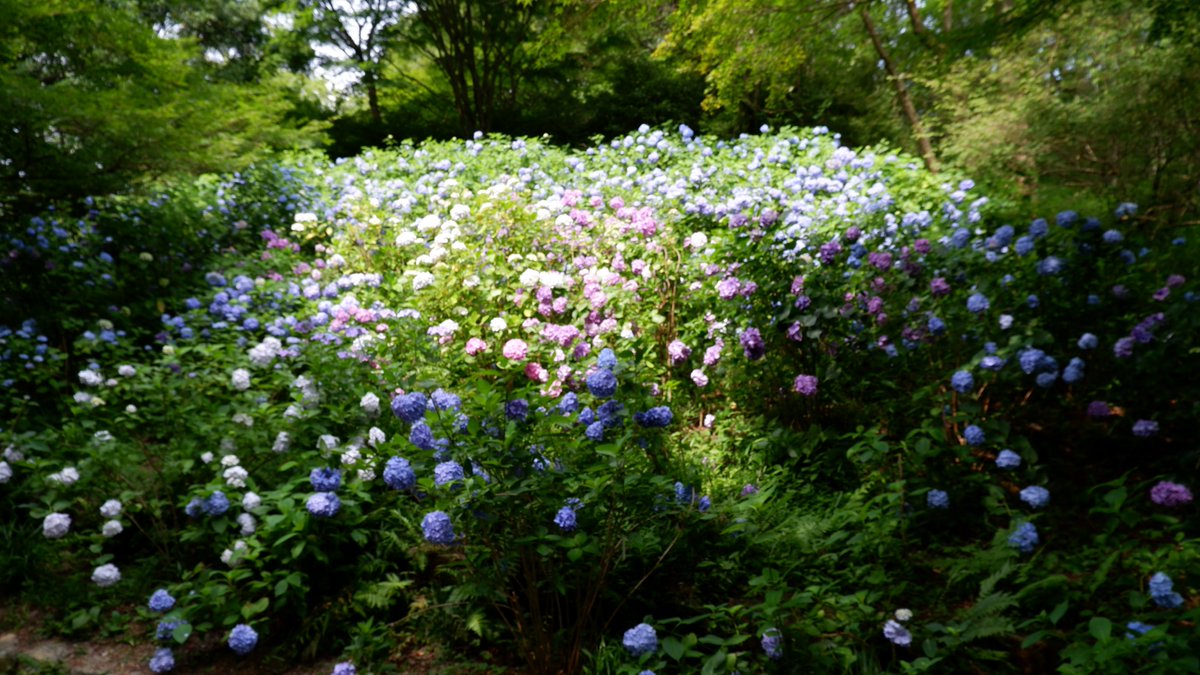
857,4,939,173
364,71,382,125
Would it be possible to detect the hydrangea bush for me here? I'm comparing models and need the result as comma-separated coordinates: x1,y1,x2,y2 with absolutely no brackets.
2,125,1198,673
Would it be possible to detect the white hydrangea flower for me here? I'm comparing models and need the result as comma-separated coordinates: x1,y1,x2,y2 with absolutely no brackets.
357,467,376,482
999,314,1014,330
221,455,240,468
283,404,302,419
394,230,419,247
519,268,541,286
231,368,251,391
242,492,262,511
90,396,106,407
489,317,507,333
341,448,361,466
43,513,71,539
412,271,435,291
317,435,340,451
236,513,257,536
101,520,123,537
689,232,708,249
232,413,254,427
221,539,247,567
0,461,10,483
79,369,103,387
93,430,114,444
223,466,249,489
367,427,386,448
200,452,214,464
895,608,913,622
99,499,123,519
248,336,283,367
360,392,380,417
104,378,118,387
92,563,121,587
450,204,470,221
49,467,80,486
74,392,93,404
703,414,715,428
117,365,136,377
125,404,138,414
273,431,291,453
3,446,23,462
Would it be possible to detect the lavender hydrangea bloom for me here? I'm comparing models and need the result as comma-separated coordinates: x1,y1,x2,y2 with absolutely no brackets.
43,513,71,539
1086,401,1112,419
148,647,175,673
1132,420,1159,438
995,449,1021,469
927,489,949,509
228,624,258,655
667,340,691,365
391,392,428,423
622,623,658,656
1008,522,1039,553
597,400,624,428
739,327,765,360
428,389,462,412
1078,333,1098,349
1113,337,1135,358
421,511,455,545
557,392,579,415
761,628,783,660
597,348,617,370
950,370,973,394
306,492,341,518
383,457,416,490
634,406,673,428
148,589,175,613
332,663,357,675
792,374,818,396
1020,486,1051,509
1150,481,1192,507
505,398,530,421
963,425,985,446
309,467,342,492
554,506,577,531
882,619,912,646
586,369,617,398
434,461,465,487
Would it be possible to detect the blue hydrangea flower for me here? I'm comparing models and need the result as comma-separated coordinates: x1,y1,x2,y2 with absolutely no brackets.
951,370,973,394
1148,572,1183,608
1132,420,1159,438
698,496,712,512
409,421,436,450
421,511,455,545
383,456,416,490
577,407,596,426
966,293,990,313
306,492,341,518
332,663,357,675
761,628,783,660
1062,358,1085,384
505,398,530,421
634,406,673,428
597,348,617,370
995,449,1021,469
391,392,428,423
980,355,1004,371
1126,621,1154,640
597,400,624,428
554,506,577,532
155,620,186,641
586,369,618,398
1027,294,1040,308
927,489,950,509
883,619,912,646
623,623,658,656
1029,217,1049,236
674,481,695,505
228,624,258,655
148,589,175,613
557,392,579,415
1008,522,1039,553
204,491,230,516
1078,333,1098,349
148,647,175,673
1015,236,1034,256
434,461,464,487
1103,229,1124,243
928,316,946,335
1020,486,1050,509
1055,211,1077,228
310,467,342,492
1035,371,1058,388
964,425,985,446
1019,348,1045,375
428,388,461,412
585,421,605,441
1036,256,1063,276
185,498,204,518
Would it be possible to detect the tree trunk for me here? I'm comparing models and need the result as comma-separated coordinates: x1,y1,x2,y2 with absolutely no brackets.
857,4,939,173
364,71,382,126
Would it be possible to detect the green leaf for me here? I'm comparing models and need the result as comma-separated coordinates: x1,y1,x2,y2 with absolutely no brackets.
243,597,269,619
172,622,192,644
1049,601,1069,626
275,579,289,597
1088,617,1112,642
662,636,685,660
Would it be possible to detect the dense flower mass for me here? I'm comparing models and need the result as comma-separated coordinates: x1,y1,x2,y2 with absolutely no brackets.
761,628,783,660
883,619,912,646
391,392,428,423
383,456,416,490
421,511,455,545
623,623,658,656
927,489,949,509
1150,481,1193,507
792,374,818,396
1020,486,1051,509
634,406,673,428
995,449,1021,469
1008,522,1040,553
148,589,175,613
228,624,258,655
306,492,341,518
148,647,175,673
310,467,342,492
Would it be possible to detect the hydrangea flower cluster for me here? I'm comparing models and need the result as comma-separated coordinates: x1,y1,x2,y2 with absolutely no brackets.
1150,481,1192,507
228,624,258,655
1148,572,1184,609
622,623,658,656
1008,522,1039,554
422,510,455,545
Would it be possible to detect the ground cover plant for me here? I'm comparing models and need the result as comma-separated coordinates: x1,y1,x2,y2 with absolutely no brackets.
1,125,1198,674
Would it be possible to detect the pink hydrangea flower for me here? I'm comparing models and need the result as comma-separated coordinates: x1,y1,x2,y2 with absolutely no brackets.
502,339,529,361
465,337,487,355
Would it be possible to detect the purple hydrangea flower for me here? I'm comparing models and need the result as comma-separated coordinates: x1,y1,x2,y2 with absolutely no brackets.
739,328,765,361
698,496,712,512
332,663,356,675
1150,481,1192,507
309,467,342,492
306,492,341,518
585,421,605,441
1132,420,1159,438
667,340,691,365
623,623,658,656
505,398,530,421
883,619,912,646
228,624,258,656
792,374,818,396
1113,337,1135,358
761,628,783,660
1086,401,1111,419
421,511,455,545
